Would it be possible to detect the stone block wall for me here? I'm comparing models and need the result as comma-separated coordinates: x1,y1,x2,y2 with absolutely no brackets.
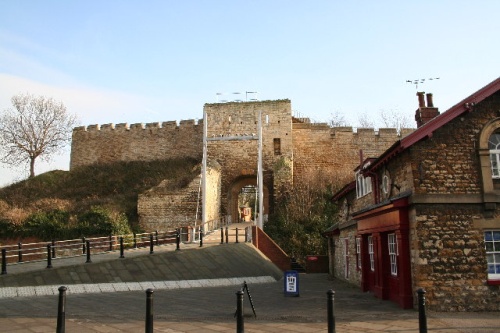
403,93,500,310
137,162,221,230
410,204,500,311
70,99,407,230
334,225,362,285
70,120,203,169
292,124,409,186
204,100,294,219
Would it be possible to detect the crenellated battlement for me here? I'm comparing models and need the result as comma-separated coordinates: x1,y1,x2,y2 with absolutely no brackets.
73,119,202,133
70,118,204,169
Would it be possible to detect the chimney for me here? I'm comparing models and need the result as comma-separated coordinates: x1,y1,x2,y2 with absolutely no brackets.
415,92,440,128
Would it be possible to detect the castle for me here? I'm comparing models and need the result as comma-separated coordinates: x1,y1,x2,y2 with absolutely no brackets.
70,99,410,230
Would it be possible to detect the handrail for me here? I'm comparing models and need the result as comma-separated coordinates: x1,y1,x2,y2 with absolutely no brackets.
0,217,238,273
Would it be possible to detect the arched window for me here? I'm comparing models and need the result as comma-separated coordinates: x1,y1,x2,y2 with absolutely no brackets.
489,132,500,179
478,119,500,195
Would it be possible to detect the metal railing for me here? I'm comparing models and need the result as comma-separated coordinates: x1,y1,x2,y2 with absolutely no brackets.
1,229,179,273
1,217,247,274
191,217,230,242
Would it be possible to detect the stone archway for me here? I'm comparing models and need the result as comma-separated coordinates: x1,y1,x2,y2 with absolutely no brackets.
228,176,269,224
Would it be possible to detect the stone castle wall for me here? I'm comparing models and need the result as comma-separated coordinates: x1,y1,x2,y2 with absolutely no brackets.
137,162,221,231
292,123,412,185
69,99,407,227
70,120,203,169
203,100,294,220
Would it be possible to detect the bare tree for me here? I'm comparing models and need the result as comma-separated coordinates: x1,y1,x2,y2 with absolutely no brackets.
357,112,375,128
329,110,349,127
380,108,413,131
0,93,77,178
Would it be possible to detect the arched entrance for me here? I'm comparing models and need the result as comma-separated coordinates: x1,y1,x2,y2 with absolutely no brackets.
228,176,269,225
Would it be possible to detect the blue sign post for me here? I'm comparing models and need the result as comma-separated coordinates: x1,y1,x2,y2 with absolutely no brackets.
284,270,300,297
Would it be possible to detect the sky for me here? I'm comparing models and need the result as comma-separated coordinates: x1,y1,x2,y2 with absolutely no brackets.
0,0,499,186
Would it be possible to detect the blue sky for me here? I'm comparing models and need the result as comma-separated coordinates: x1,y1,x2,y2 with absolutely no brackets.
0,1,499,186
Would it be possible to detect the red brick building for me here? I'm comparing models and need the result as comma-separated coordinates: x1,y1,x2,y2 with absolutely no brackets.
325,77,500,311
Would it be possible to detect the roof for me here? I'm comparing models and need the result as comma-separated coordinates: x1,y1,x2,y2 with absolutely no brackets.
331,181,355,202
370,76,500,171
331,76,500,201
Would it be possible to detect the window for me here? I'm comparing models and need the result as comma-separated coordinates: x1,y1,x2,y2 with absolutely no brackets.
488,133,500,178
485,230,500,281
368,236,374,271
388,233,398,276
356,171,372,198
273,138,281,155
355,237,362,270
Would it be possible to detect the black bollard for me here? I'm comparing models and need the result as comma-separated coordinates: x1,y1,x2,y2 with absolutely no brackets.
52,240,56,258
327,289,336,333
199,227,203,247
119,237,125,258
175,229,180,251
245,227,248,242
56,286,67,333
225,227,229,244
236,228,239,243
86,241,91,263
417,288,428,333
47,244,53,269
133,233,137,249
236,290,244,333
18,242,23,263
145,288,154,333
220,227,224,244
1,249,7,275
149,234,154,254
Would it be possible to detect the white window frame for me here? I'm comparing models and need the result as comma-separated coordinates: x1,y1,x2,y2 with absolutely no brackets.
388,233,398,276
355,237,361,270
488,133,500,178
484,230,500,281
356,171,372,198
368,236,374,271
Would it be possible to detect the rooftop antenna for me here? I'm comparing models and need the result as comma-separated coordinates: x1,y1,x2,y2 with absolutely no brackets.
246,91,258,101
406,77,440,89
215,91,259,103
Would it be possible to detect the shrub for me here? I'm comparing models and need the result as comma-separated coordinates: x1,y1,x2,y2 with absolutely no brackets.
22,209,70,240
0,219,16,239
77,206,131,237
264,174,338,262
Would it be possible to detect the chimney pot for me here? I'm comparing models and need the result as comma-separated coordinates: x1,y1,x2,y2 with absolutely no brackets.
417,92,426,107
426,93,434,107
